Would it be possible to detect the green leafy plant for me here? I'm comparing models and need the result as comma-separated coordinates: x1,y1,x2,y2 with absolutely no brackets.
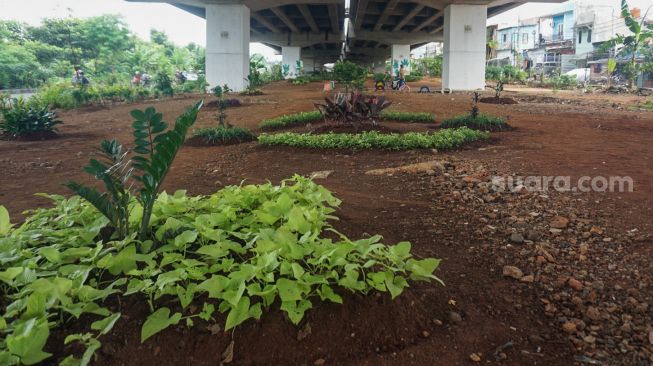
315,92,392,125
258,128,489,150
193,125,255,145
602,0,653,89
259,111,323,130
0,176,442,365
155,71,174,97
607,58,618,87
546,74,577,90
333,61,367,92
0,97,62,138
494,79,505,98
440,113,509,132
380,110,436,123
67,101,203,240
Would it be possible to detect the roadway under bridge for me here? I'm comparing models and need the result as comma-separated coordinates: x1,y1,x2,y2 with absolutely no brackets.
130,0,564,91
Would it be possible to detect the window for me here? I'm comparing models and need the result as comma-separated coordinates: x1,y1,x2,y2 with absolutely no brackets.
587,30,592,43
522,33,529,44
579,31,583,44
503,34,507,43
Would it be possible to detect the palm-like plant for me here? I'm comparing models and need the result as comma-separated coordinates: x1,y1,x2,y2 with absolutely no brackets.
604,0,653,89
67,101,203,240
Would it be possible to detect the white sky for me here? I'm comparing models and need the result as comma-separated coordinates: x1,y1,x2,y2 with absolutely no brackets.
1,0,651,61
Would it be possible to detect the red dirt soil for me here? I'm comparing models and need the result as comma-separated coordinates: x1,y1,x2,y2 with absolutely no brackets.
1,78,652,365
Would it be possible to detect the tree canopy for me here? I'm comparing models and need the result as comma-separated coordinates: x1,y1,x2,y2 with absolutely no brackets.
0,15,205,89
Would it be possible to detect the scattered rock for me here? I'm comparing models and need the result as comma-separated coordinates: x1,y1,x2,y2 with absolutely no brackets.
568,278,584,291
314,359,326,366
563,322,577,334
520,274,535,283
510,232,525,244
449,312,463,323
550,216,570,229
309,170,333,179
585,307,601,321
469,353,481,362
502,265,524,280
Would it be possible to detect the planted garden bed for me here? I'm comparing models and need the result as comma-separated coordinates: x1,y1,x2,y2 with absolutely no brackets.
258,128,489,150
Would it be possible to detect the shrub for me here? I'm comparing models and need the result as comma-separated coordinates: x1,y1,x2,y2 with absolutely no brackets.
193,125,255,144
440,113,509,132
413,56,442,77
546,74,577,90
333,61,367,91
155,72,174,97
34,83,154,109
258,128,489,150
34,83,78,109
290,76,312,85
486,65,503,81
0,97,62,138
381,110,435,123
67,101,203,239
0,175,442,364
259,111,323,130
315,93,392,124
404,74,423,82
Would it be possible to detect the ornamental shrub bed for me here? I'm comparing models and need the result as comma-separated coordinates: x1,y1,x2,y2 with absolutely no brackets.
259,111,323,130
192,125,256,145
381,110,436,123
440,113,510,132
258,128,488,150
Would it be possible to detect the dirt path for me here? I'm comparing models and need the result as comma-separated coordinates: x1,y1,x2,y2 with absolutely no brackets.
1,80,652,365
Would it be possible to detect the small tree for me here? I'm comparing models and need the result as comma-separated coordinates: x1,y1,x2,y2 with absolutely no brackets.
212,84,231,127
604,0,653,89
607,58,618,87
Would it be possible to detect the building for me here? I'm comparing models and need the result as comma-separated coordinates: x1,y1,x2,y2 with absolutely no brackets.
488,2,575,74
488,0,653,84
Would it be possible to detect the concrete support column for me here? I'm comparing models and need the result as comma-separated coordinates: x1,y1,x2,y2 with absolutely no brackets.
282,47,302,79
205,4,250,91
442,4,487,91
391,44,411,77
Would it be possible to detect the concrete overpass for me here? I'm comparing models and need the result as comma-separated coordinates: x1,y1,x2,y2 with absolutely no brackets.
130,0,564,91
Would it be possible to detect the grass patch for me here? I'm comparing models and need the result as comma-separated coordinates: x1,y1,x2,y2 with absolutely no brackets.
632,101,653,111
193,125,256,145
381,110,436,123
258,128,488,150
259,111,323,130
440,113,509,132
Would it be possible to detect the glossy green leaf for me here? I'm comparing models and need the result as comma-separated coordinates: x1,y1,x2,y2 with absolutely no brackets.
140,307,182,343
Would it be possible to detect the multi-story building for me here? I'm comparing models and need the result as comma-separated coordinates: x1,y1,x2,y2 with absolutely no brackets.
488,0,652,85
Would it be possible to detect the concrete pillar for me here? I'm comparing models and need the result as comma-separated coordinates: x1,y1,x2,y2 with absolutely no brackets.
282,47,302,79
442,4,487,91
391,45,411,77
206,4,250,91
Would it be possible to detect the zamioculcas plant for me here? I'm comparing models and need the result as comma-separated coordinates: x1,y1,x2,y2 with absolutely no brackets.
67,101,203,240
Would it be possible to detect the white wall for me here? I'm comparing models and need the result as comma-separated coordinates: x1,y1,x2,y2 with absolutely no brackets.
442,4,487,91
205,4,250,91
